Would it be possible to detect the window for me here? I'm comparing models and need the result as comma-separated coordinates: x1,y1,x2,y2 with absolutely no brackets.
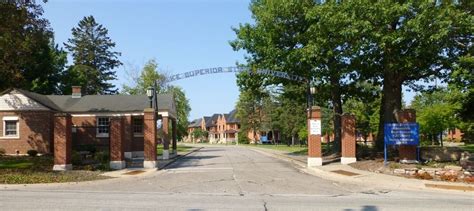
97,117,110,137
2,117,19,138
133,117,143,136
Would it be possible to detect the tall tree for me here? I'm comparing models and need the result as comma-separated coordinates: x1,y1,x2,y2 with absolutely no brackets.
345,1,473,150
411,88,462,145
64,15,122,95
121,59,191,141
122,59,167,95
0,1,66,94
275,84,307,146
164,86,191,141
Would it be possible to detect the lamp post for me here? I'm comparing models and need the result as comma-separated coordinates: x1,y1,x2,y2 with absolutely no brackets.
310,86,316,106
146,87,154,108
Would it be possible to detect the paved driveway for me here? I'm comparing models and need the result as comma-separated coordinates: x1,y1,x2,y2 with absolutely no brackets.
0,146,472,210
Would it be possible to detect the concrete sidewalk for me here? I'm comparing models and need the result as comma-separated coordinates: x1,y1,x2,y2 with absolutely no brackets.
247,146,474,194
101,146,202,178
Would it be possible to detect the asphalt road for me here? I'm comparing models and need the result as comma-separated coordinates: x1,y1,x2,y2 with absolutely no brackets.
0,146,472,210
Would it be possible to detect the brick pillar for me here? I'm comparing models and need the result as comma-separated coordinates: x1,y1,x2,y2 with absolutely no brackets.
341,114,356,164
172,119,177,155
109,117,125,169
162,116,170,159
143,108,157,168
307,106,322,167
53,113,72,171
123,116,132,159
396,109,417,162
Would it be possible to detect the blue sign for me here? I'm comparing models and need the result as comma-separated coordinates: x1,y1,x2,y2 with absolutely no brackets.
384,123,419,145
260,136,269,143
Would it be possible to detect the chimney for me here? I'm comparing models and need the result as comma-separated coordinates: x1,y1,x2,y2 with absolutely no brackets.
71,86,82,98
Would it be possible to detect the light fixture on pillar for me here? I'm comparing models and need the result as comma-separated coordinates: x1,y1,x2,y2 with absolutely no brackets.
310,86,317,95
146,87,154,108
308,86,317,109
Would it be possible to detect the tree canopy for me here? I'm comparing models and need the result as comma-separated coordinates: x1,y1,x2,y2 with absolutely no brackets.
0,1,66,94
232,0,473,149
122,59,191,141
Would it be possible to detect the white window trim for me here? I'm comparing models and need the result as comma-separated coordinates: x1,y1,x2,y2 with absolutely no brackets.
1,116,20,139
96,117,110,138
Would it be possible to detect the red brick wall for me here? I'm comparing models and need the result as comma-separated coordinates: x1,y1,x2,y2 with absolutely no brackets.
71,116,108,147
0,111,54,154
54,113,72,165
308,107,322,158
71,116,142,152
123,116,132,152
341,114,356,158
132,137,144,151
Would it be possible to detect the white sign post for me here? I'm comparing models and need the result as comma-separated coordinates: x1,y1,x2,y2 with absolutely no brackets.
310,120,321,135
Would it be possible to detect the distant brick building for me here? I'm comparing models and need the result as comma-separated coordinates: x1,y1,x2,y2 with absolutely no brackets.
186,109,279,144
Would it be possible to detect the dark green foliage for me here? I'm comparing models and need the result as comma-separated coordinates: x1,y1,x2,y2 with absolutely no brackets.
232,0,473,152
238,131,250,144
165,86,191,141
63,16,122,95
0,1,66,94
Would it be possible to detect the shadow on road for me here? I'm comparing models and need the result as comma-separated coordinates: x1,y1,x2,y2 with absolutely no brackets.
166,155,220,169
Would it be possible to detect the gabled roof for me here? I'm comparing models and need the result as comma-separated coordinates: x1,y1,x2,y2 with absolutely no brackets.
188,118,202,128
206,114,219,127
1,89,176,116
226,109,239,123
203,116,211,127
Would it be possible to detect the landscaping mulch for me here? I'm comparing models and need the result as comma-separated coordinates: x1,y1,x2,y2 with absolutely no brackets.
0,155,111,184
350,159,474,184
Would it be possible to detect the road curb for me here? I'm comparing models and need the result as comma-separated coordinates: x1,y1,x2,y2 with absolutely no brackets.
246,146,474,194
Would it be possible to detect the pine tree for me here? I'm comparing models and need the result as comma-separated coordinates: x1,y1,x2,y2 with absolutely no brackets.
64,16,122,95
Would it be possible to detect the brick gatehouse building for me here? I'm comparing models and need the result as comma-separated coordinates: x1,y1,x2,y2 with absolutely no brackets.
0,87,176,170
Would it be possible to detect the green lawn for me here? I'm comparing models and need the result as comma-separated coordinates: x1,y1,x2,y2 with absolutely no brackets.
0,156,110,184
157,144,194,156
0,160,34,169
459,144,474,153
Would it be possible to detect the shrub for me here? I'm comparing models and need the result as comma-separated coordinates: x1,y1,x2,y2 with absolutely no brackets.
94,151,109,164
238,131,250,144
389,162,401,169
72,151,83,165
27,150,38,157
0,148,5,156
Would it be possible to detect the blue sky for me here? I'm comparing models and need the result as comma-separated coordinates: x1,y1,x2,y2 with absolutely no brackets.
42,0,252,120
42,0,417,120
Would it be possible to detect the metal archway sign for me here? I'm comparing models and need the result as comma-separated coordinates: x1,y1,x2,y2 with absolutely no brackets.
165,66,306,83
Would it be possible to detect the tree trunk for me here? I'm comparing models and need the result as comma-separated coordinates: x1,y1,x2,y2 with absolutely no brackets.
376,72,403,151
440,133,443,147
330,76,342,153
